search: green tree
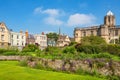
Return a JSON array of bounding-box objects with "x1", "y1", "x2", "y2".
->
[
  {"x1": 46, "y1": 33, "x2": 59, "y2": 41},
  {"x1": 81, "y1": 36, "x2": 106, "y2": 45},
  {"x1": 76, "y1": 36, "x2": 107, "y2": 54}
]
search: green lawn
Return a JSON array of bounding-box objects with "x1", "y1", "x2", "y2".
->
[{"x1": 0, "y1": 61, "x2": 105, "y2": 80}]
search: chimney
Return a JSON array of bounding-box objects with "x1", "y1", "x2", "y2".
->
[
  {"x1": 20, "y1": 30, "x2": 23, "y2": 33},
  {"x1": 25, "y1": 30, "x2": 29, "y2": 38},
  {"x1": 42, "y1": 32, "x2": 44, "y2": 35}
]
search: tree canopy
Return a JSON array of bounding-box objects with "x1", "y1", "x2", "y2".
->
[
  {"x1": 81, "y1": 36, "x2": 106, "y2": 45},
  {"x1": 46, "y1": 33, "x2": 59, "y2": 41}
]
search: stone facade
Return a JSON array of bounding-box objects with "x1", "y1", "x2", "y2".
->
[
  {"x1": 10, "y1": 31, "x2": 26, "y2": 50},
  {"x1": 20, "y1": 57, "x2": 120, "y2": 76},
  {"x1": 57, "y1": 35, "x2": 71, "y2": 47},
  {"x1": 34, "y1": 33, "x2": 47, "y2": 50},
  {"x1": 74, "y1": 11, "x2": 120, "y2": 44},
  {"x1": 0, "y1": 22, "x2": 10, "y2": 48},
  {"x1": 25, "y1": 30, "x2": 35, "y2": 45}
]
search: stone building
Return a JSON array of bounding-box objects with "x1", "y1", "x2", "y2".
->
[
  {"x1": 57, "y1": 35, "x2": 71, "y2": 47},
  {"x1": 10, "y1": 30, "x2": 26, "y2": 50},
  {"x1": 74, "y1": 11, "x2": 120, "y2": 44},
  {"x1": 34, "y1": 32, "x2": 47, "y2": 50},
  {"x1": 0, "y1": 22, "x2": 10, "y2": 48},
  {"x1": 25, "y1": 30, "x2": 35, "y2": 45}
]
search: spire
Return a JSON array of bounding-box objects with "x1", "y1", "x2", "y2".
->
[
  {"x1": 107, "y1": 10, "x2": 114, "y2": 16},
  {"x1": 59, "y1": 27, "x2": 61, "y2": 35}
]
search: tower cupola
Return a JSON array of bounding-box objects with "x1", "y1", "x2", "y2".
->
[
  {"x1": 107, "y1": 11, "x2": 114, "y2": 16},
  {"x1": 104, "y1": 10, "x2": 115, "y2": 27}
]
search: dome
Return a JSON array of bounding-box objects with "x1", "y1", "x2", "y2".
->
[{"x1": 107, "y1": 11, "x2": 114, "y2": 16}]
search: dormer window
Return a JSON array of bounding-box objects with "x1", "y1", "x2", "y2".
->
[
  {"x1": 1, "y1": 35, "x2": 4, "y2": 41},
  {"x1": 0, "y1": 27, "x2": 5, "y2": 32}
]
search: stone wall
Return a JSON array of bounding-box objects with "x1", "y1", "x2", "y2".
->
[
  {"x1": 0, "y1": 56, "x2": 120, "y2": 76},
  {"x1": 0, "y1": 56, "x2": 27, "y2": 61},
  {"x1": 26, "y1": 57, "x2": 120, "y2": 76}
]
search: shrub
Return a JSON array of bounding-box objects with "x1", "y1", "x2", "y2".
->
[
  {"x1": 107, "y1": 44, "x2": 120, "y2": 56},
  {"x1": 17, "y1": 52, "x2": 33, "y2": 56},
  {"x1": 45, "y1": 46, "x2": 61, "y2": 54},
  {"x1": 0, "y1": 49, "x2": 7, "y2": 55},
  {"x1": 69, "y1": 41, "x2": 77, "y2": 46},
  {"x1": 19, "y1": 60, "x2": 28, "y2": 66},
  {"x1": 92, "y1": 53, "x2": 112, "y2": 59},
  {"x1": 22, "y1": 44, "x2": 39, "y2": 52},
  {"x1": 63, "y1": 46, "x2": 76, "y2": 54},
  {"x1": 81, "y1": 36, "x2": 106, "y2": 45},
  {"x1": 3, "y1": 51, "x2": 17, "y2": 55},
  {"x1": 0, "y1": 48, "x2": 18, "y2": 56}
]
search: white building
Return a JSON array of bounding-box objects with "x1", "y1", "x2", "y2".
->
[
  {"x1": 10, "y1": 31, "x2": 26, "y2": 50},
  {"x1": 34, "y1": 33, "x2": 47, "y2": 50},
  {"x1": 57, "y1": 35, "x2": 71, "y2": 47}
]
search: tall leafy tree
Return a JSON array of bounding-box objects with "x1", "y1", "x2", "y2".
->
[
  {"x1": 81, "y1": 36, "x2": 106, "y2": 45},
  {"x1": 46, "y1": 33, "x2": 59, "y2": 41}
]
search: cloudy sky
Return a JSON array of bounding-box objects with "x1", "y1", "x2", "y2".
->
[{"x1": 0, "y1": 0, "x2": 120, "y2": 37}]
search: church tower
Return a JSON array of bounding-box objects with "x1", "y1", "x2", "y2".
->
[{"x1": 104, "y1": 11, "x2": 115, "y2": 27}]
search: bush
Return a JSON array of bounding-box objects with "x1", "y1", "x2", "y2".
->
[
  {"x1": 76, "y1": 44, "x2": 104, "y2": 54},
  {"x1": 0, "y1": 49, "x2": 7, "y2": 55},
  {"x1": 81, "y1": 36, "x2": 106, "y2": 45},
  {"x1": 3, "y1": 51, "x2": 17, "y2": 55},
  {"x1": 69, "y1": 42, "x2": 77, "y2": 46},
  {"x1": 0, "y1": 48, "x2": 18, "y2": 56},
  {"x1": 107, "y1": 44, "x2": 120, "y2": 56},
  {"x1": 19, "y1": 60, "x2": 28, "y2": 66},
  {"x1": 17, "y1": 52, "x2": 33, "y2": 56},
  {"x1": 63, "y1": 46, "x2": 76, "y2": 54},
  {"x1": 22, "y1": 44, "x2": 39, "y2": 52},
  {"x1": 92, "y1": 53, "x2": 112, "y2": 59},
  {"x1": 45, "y1": 46, "x2": 61, "y2": 54}
]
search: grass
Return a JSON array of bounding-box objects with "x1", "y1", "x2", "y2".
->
[
  {"x1": 36, "y1": 52, "x2": 120, "y2": 61},
  {"x1": 0, "y1": 61, "x2": 105, "y2": 80}
]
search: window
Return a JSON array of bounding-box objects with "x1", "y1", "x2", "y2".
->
[
  {"x1": 22, "y1": 42, "x2": 24, "y2": 45},
  {"x1": 22, "y1": 36, "x2": 24, "y2": 39},
  {"x1": 108, "y1": 16, "x2": 111, "y2": 23},
  {"x1": 75, "y1": 33, "x2": 78, "y2": 37},
  {"x1": 1, "y1": 43, "x2": 4, "y2": 46},
  {"x1": 115, "y1": 30, "x2": 118, "y2": 36},
  {"x1": 17, "y1": 35, "x2": 19, "y2": 39},
  {"x1": 0, "y1": 27, "x2": 5, "y2": 32},
  {"x1": 0, "y1": 27, "x2": 2, "y2": 31},
  {"x1": 91, "y1": 31, "x2": 93, "y2": 35},
  {"x1": 1, "y1": 43, "x2": 4, "y2": 47},
  {"x1": 83, "y1": 31, "x2": 86, "y2": 37},
  {"x1": 1, "y1": 35, "x2": 4, "y2": 41},
  {"x1": 11, "y1": 35, "x2": 13, "y2": 38}
]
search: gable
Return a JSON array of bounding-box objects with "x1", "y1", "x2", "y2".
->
[{"x1": 0, "y1": 22, "x2": 9, "y2": 32}]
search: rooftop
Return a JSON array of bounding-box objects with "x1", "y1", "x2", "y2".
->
[{"x1": 107, "y1": 11, "x2": 114, "y2": 16}]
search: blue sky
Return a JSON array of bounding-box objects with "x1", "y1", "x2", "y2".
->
[{"x1": 0, "y1": 0, "x2": 120, "y2": 37}]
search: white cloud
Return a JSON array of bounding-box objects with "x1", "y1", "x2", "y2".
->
[
  {"x1": 67, "y1": 13, "x2": 96, "y2": 26},
  {"x1": 43, "y1": 9, "x2": 59, "y2": 17},
  {"x1": 34, "y1": 7, "x2": 42, "y2": 14},
  {"x1": 44, "y1": 17, "x2": 63, "y2": 26},
  {"x1": 34, "y1": 7, "x2": 64, "y2": 26},
  {"x1": 34, "y1": 7, "x2": 97, "y2": 27},
  {"x1": 34, "y1": 7, "x2": 61, "y2": 17}
]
